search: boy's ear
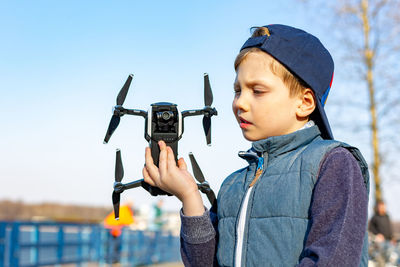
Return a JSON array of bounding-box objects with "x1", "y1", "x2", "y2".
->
[{"x1": 296, "y1": 88, "x2": 316, "y2": 119}]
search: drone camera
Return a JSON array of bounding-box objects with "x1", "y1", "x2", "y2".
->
[
  {"x1": 157, "y1": 111, "x2": 174, "y2": 121},
  {"x1": 148, "y1": 102, "x2": 181, "y2": 138}
]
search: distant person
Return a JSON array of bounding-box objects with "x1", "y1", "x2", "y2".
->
[
  {"x1": 142, "y1": 24, "x2": 369, "y2": 266},
  {"x1": 108, "y1": 227, "x2": 122, "y2": 263},
  {"x1": 153, "y1": 199, "x2": 164, "y2": 230},
  {"x1": 369, "y1": 201, "x2": 394, "y2": 242},
  {"x1": 368, "y1": 201, "x2": 397, "y2": 266}
]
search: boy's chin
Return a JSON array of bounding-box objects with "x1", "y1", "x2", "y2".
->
[{"x1": 241, "y1": 132, "x2": 268, "y2": 142}]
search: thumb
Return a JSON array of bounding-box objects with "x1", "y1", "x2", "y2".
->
[{"x1": 177, "y1": 157, "x2": 187, "y2": 170}]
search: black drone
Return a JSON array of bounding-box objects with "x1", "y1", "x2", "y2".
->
[{"x1": 103, "y1": 74, "x2": 218, "y2": 219}]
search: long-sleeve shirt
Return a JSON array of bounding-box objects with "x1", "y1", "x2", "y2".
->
[{"x1": 180, "y1": 147, "x2": 368, "y2": 266}]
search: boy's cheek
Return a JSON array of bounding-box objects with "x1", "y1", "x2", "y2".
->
[{"x1": 232, "y1": 101, "x2": 240, "y2": 118}]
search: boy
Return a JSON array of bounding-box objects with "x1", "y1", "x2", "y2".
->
[{"x1": 143, "y1": 24, "x2": 369, "y2": 266}]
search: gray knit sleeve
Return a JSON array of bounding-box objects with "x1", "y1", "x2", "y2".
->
[
  {"x1": 180, "y1": 208, "x2": 216, "y2": 244},
  {"x1": 180, "y1": 207, "x2": 218, "y2": 266}
]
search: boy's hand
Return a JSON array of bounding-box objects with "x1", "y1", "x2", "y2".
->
[{"x1": 142, "y1": 141, "x2": 205, "y2": 216}]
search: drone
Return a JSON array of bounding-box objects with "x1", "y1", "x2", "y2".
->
[{"x1": 103, "y1": 74, "x2": 218, "y2": 219}]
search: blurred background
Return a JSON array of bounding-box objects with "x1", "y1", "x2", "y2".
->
[{"x1": 1, "y1": 0, "x2": 399, "y2": 266}]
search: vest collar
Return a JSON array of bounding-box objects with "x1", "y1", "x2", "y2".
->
[{"x1": 251, "y1": 125, "x2": 321, "y2": 156}]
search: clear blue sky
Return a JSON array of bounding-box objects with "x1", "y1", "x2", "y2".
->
[{"x1": 1, "y1": 1, "x2": 398, "y2": 219}]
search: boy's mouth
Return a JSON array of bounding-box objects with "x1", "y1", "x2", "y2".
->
[{"x1": 239, "y1": 117, "x2": 252, "y2": 129}]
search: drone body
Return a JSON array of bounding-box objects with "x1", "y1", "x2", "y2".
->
[
  {"x1": 104, "y1": 74, "x2": 218, "y2": 219},
  {"x1": 145, "y1": 102, "x2": 181, "y2": 166}
]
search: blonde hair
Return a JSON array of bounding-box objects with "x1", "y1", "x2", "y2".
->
[{"x1": 234, "y1": 27, "x2": 308, "y2": 97}]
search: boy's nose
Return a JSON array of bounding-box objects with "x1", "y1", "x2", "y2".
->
[{"x1": 234, "y1": 93, "x2": 249, "y2": 112}]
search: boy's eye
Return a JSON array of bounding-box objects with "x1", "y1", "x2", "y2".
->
[
  {"x1": 253, "y1": 89, "x2": 266, "y2": 95},
  {"x1": 252, "y1": 85, "x2": 268, "y2": 95}
]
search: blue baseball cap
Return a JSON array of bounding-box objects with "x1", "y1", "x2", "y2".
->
[{"x1": 240, "y1": 24, "x2": 334, "y2": 140}]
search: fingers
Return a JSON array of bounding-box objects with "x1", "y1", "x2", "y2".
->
[
  {"x1": 167, "y1": 146, "x2": 177, "y2": 167},
  {"x1": 144, "y1": 141, "x2": 180, "y2": 189},
  {"x1": 142, "y1": 166, "x2": 156, "y2": 187},
  {"x1": 144, "y1": 146, "x2": 160, "y2": 183},
  {"x1": 144, "y1": 146, "x2": 155, "y2": 167},
  {"x1": 158, "y1": 141, "x2": 168, "y2": 176},
  {"x1": 177, "y1": 157, "x2": 187, "y2": 170}
]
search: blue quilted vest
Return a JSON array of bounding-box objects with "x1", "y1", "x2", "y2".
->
[{"x1": 217, "y1": 126, "x2": 369, "y2": 266}]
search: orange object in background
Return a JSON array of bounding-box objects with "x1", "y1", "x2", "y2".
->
[
  {"x1": 110, "y1": 227, "x2": 122, "y2": 237},
  {"x1": 104, "y1": 205, "x2": 134, "y2": 229}
]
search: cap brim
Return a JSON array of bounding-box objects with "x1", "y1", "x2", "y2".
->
[{"x1": 312, "y1": 99, "x2": 334, "y2": 140}]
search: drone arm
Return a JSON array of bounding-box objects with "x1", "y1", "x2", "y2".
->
[
  {"x1": 115, "y1": 178, "x2": 216, "y2": 205},
  {"x1": 181, "y1": 109, "x2": 205, "y2": 118},
  {"x1": 123, "y1": 179, "x2": 144, "y2": 190},
  {"x1": 125, "y1": 109, "x2": 147, "y2": 118},
  {"x1": 182, "y1": 107, "x2": 218, "y2": 118}
]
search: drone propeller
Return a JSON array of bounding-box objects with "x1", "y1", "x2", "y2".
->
[
  {"x1": 104, "y1": 115, "x2": 121, "y2": 144},
  {"x1": 117, "y1": 74, "x2": 133, "y2": 106},
  {"x1": 204, "y1": 73, "x2": 213, "y2": 107},
  {"x1": 112, "y1": 149, "x2": 124, "y2": 220},
  {"x1": 203, "y1": 73, "x2": 213, "y2": 146},
  {"x1": 189, "y1": 152, "x2": 216, "y2": 206},
  {"x1": 202, "y1": 116, "x2": 211, "y2": 146},
  {"x1": 104, "y1": 74, "x2": 134, "y2": 144}
]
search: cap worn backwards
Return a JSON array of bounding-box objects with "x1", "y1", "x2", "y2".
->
[{"x1": 240, "y1": 24, "x2": 334, "y2": 140}]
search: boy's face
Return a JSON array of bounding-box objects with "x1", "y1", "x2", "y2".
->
[{"x1": 232, "y1": 51, "x2": 302, "y2": 141}]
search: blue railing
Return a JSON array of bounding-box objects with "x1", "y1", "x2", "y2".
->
[{"x1": 0, "y1": 221, "x2": 181, "y2": 267}]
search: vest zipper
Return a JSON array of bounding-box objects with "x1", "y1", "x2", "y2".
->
[
  {"x1": 235, "y1": 154, "x2": 266, "y2": 267},
  {"x1": 249, "y1": 156, "x2": 264, "y2": 187}
]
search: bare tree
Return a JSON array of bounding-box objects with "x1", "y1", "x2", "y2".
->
[{"x1": 299, "y1": 0, "x2": 400, "y2": 204}]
